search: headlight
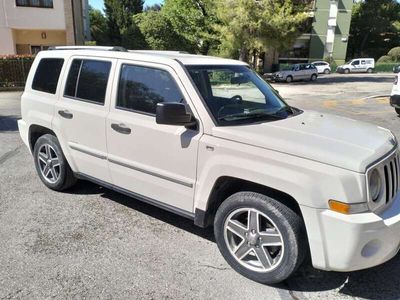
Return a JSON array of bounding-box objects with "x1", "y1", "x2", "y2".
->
[
  {"x1": 277, "y1": 73, "x2": 283, "y2": 78},
  {"x1": 369, "y1": 169, "x2": 382, "y2": 202}
]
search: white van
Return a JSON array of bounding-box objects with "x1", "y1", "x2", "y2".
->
[{"x1": 337, "y1": 58, "x2": 375, "y2": 74}]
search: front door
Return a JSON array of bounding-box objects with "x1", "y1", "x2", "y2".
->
[
  {"x1": 106, "y1": 60, "x2": 201, "y2": 212},
  {"x1": 53, "y1": 56, "x2": 115, "y2": 183}
]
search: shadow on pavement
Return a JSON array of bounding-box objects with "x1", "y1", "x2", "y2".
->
[
  {"x1": 279, "y1": 249, "x2": 400, "y2": 299},
  {"x1": 0, "y1": 115, "x2": 19, "y2": 132},
  {"x1": 69, "y1": 180, "x2": 400, "y2": 299},
  {"x1": 69, "y1": 180, "x2": 215, "y2": 242}
]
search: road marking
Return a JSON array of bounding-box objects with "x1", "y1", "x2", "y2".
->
[
  {"x1": 375, "y1": 97, "x2": 389, "y2": 104},
  {"x1": 351, "y1": 99, "x2": 366, "y2": 105},
  {"x1": 323, "y1": 100, "x2": 337, "y2": 108}
]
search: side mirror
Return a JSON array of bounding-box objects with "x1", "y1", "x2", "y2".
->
[{"x1": 156, "y1": 102, "x2": 195, "y2": 126}]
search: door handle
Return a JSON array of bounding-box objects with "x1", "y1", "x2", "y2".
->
[
  {"x1": 111, "y1": 123, "x2": 131, "y2": 134},
  {"x1": 58, "y1": 110, "x2": 73, "y2": 119}
]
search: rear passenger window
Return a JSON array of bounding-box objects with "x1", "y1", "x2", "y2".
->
[
  {"x1": 32, "y1": 58, "x2": 64, "y2": 94},
  {"x1": 64, "y1": 59, "x2": 111, "y2": 104},
  {"x1": 117, "y1": 64, "x2": 183, "y2": 115}
]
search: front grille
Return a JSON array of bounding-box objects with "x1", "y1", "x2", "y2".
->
[{"x1": 381, "y1": 152, "x2": 400, "y2": 204}]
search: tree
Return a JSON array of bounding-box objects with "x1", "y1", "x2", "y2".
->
[
  {"x1": 214, "y1": 0, "x2": 308, "y2": 63},
  {"x1": 162, "y1": 0, "x2": 219, "y2": 54},
  {"x1": 88, "y1": 6, "x2": 109, "y2": 45},
  {"x1": 104, "y1": 0, "x2": 145, "y2": 48},
  {"x1": 136, "y1": 11, "x2": 192, "y2": 51},
  {"x1": 347, "y1": 0, "x2": 400, "y2": 59}
]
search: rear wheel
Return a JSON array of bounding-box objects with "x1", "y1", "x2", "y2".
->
[
  {"x1": 344, "y1": 68, "x2": 350, "y2": 74},
  {"x1": 395, "y1": 108, "x2": 400, "y2": 115},
  {"x1": 367, "y1": 68, "x2": 373, "y2": 73},
  {"x1": 214, "y1": 192, "x2": 306, "y2": 284},
  {"x1": 310, "y1": 74, "x2": 317, "y2": 81},
  {"x1": 324, "y1": 68, "x2": 330, "y2": 74},
  {"x1": 33, "y1": 134, "x2": 76, "y2": 191},
  {"x1": 286, "y1": 76, "x2": 293, "y2": 83}
]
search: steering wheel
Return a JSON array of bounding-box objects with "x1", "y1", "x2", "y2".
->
[{"x1": 230, "y1": 95, "x2": 243, "y2": 103}]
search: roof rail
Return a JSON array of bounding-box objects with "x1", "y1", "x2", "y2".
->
[
  {"x1": 129, "y1": 50, "x2": 189, "y2": 55},
  {"x1": 48, "y1": 46, "x2": 127, "y2": 52}
]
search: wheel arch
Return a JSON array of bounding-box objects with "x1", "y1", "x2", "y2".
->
[
  {"x1": 194, "y1": 176, "x2": 302, "y2": 228},
  {"x1": 28, "y1": 124, "x2": 57, "y2": 152}
]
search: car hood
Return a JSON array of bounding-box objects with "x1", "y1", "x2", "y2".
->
[{"x1": 211, "y1": 111, "x2": 396, "y2": 173}]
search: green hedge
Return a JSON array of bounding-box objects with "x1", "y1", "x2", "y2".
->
[
  {"x1": 374, "y1": 63, "x2": 398, "y2": 73},
  {"x1": 0, "y1": 56, "x2": 34, "y2": 88}
]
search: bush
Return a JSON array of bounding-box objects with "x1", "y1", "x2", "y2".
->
[
  {"x1": 0, "y1": 55, "x2": 34, "y2": 88},
  {"x1": 377, "y1": 55, "x2": 392, "y2": 63},
  {"x1": 375, "y1": 63, "x2": 399, "y2": 72},
  {"x1": 388, "y1": 47, "x2": 400, "y2": 62}
]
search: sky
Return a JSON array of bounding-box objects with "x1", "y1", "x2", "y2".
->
[{"x1": 89, "y1": 0, "x2": 163, "y2": 11}]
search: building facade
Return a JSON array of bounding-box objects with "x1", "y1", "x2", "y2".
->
[
  {"x1": 264, "y1": 0, "x2": 354, "y2": 71},
  {"x1": 0, "y1": 0, "x2": 90, "y2": 55}
]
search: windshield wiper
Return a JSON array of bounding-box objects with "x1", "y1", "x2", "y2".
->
[{"x1": 218, "y1": 111, "x2": 285, "y2": 121}]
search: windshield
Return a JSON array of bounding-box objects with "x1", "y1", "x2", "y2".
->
[{"x1": 186, "y1": 65, "x2": 295, "y2": 125}]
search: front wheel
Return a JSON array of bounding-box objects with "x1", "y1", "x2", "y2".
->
[
  {"x1": 324, "y1": 68, "x2": 330, "y2": 74},
  {"x1": 344, "y1": 68, "x2": 350, "y2": 74},
  {"x1": 33, "y1": 134, "x2": 76, "y2": 191},
  {"x1": 214, "y1": 192, "x2": 307, "y2": 284},
  {"x1": 286, "y1": 76, "x2": 293, "y2": 83}
]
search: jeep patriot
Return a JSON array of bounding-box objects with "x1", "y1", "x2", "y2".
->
[{"x1": 18, "y1": 46, "x2": 400, "y2": 284}]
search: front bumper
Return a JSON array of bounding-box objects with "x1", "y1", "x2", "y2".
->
[
  {"x1": 303, "y1": 192, "x2": 400, "y2": 272},
  {"x1": 390, "y1": 95, "x2": 400, "y2": 108}
]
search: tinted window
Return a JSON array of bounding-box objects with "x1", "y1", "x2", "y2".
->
[
  {"x1": 64, "y1": 59, "x2": 111, "y2": 104},
  {"x1": 117, "y1": 65, "x2": 183, "y2": 114},
  {"x1": 32, "y1": 58, "x2": 64, "y2": 94},
  {"x1": 352, "y1": 60, "x2": 360, "y2": 65}
]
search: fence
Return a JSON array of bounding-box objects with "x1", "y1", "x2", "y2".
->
[{"x1": 0, "y1": 56, "x2": 34, "y2": 88}]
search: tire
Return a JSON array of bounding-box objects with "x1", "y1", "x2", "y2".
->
[
  {"x1": 324, "y1": 68, "x2": 330, "y2": 74},
  {"x1": 310, "y1": 74, "x2": 317, "y2": 81},
  {"x1": 367, "y1": 68, "x2": 373, "y2": 73},
  {"x1": 214, "y1": 192, "x2": 307, "y2": 284},
  {"x1": 33, "y1": 134, "x2": 76, "y2": 191},
  {"x1": 344, "y1": 68, "x2": 350, "y2": 74},
  {"x1": 395, "y1": 108, "x2": 400, "y2": 115},
  {"x1": 286, "y1": 76, "x2": 293, "y2": 83}
]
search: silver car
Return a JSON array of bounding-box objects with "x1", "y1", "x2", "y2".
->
[{"x1": 272, "y1": 63, "x2": 318, "y2": 83}]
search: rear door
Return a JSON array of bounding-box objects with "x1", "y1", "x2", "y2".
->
[
  {"x1": 106, "y1": 60, "x2": 201, "y2": 212},
  {"x1": 53, "y1": 56, "x2": 116, "y2": 183}
]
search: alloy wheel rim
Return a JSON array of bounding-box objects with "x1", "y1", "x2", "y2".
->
[
  {"x1": 38, "y1": 144, "x2": 61, "y2": 184},
  {"x1": 223, "y1": 207, "x2": 284, "y2": 273}
]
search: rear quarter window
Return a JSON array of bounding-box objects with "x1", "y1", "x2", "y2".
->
[{"x1": 32, "y1": 58, "x2": 64, "y2": 94}]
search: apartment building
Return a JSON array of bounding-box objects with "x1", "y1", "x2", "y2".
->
[
  {"x1": 0, "y1": 0, "x2": 90, "y2": 55},
  {"x1": 263, "y1": 0, "x2": 354, "y2": 71}
]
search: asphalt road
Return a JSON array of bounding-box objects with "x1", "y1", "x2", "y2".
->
[{"x1": 1, "y1": 73, "x2": 400, "y2": 300}]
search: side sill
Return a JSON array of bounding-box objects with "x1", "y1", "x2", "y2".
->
[{"x1": 75, "y1": 172, "x2": 196, "y2": 221}]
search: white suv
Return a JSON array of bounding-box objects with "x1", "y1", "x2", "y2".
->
[{"x1": 18, "y1": 47, "x2": 400, "y2": 284}]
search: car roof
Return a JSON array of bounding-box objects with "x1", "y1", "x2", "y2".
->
[{"x1": 38, "y1": 47, "x2": 248, "y2": 66}]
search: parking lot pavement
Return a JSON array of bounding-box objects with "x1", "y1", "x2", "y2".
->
[{"x1": 1, "y1": 74, "x2": 400, "y2": 299}]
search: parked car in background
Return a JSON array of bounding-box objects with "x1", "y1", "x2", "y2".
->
[
  {"x1": 312, "y1": 61, "x2": 331, "y2": 74},
  {"x1": 271, "y1": 63, "x2": 318, "y2": 83},
  {"x1": 390, "y1": 72, "x2": 400, "y2": 114},
  {"x1": 337, "y1": 58, "x2": 375, "y2": 74},
  {"x1": 393, "y1": 64, "x2": 400, "y2": 73}
]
